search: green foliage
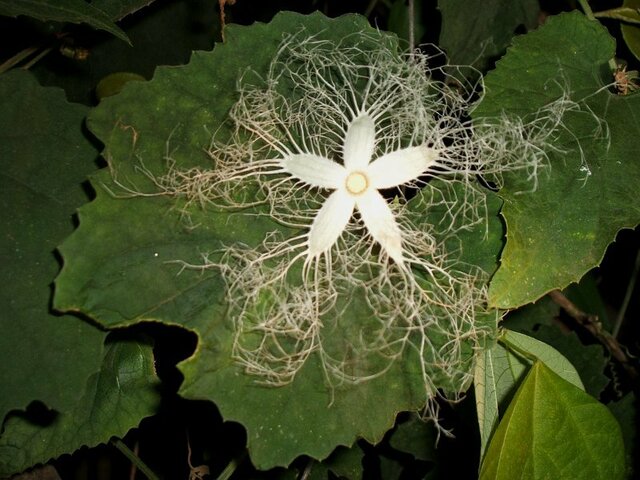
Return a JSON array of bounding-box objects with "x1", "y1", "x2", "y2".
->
[
  {"x1": 438, "y1": 0, "x2": 539, "y2": 75},
  {"x1": 0, "y1": 0, "x2": 129, "y2": 42},
  {"x1": 475, "y1": 12, "x2": 640, "y2": 308},
  {"x1": 474, "y1": 329, "x2": 586, "y2": 461},
  {"x1": 0, "y1": 70, "x2": 160, "y2": 477},
  {"x1": 53, "y1": 11, "x2": 503, "y2": 469},
  {"x1": 505, "y1": 292, "x2": 610, "y2": 397},
  {"x1": 0, "y1": 1, "x2": 636, "y2": 477},
  {"x1": 389, "y1": 415, "x2": 437, "y2": 461},
  {"x1": 479, "y1": 361, "x2": 625, "y2": 480},
  {"x1": 90, "y1": 0, "x2": 157, "y2": 21},
  {"x1": 0, "y1": 339, "x2": 159, "y2": 476},
  {"x1": 0, "y1": 69, "x2": 104, "y2": 423}
]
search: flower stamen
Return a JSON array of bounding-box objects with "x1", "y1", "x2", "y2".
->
[{"x1": 345, "y1": 171, "x2": 369, "y2": 195}]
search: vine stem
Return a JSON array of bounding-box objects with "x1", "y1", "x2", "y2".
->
[
  {"x1": 112, "y1": 439, "x2": 160, "y2": 480},
  {"x1": 577, "y1": 0, "x2": 618, "y2": 72},
  {"x1": 217, "y1": 452, "x2": 245, "y2": 480},
  {"x1": 408, "y1": 0, "x2": 415, "y2": 53},
  {"x1": 548, "y1": 290, "x2": 637, "y2": 379}
]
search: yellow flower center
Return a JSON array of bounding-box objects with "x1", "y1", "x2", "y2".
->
[{"x1": 345, "y1": 171, "x2": 368, "y2": 195}]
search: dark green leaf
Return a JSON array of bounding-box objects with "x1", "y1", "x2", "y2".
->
[
  {"x1": 305, "y1": 444, "x2": 364, "y2": 480},
  {"x1": 438, "y1": 0, "x2": 539, "y2": 75},
  {"x1": 0, "y1": 0, "x2": 129, "y2": 43},
  {"x1": 0, "y1": 70, "x2": 159, "y2": 476},
  {"x1": 480, "y1": 361, "x2": 625, "y2": 480},
  {"x1": 90, "y1": 0, "x2": 156, "y2": 21},
  {"x1": 475, "y1": 12, "x2": 640, "y2": 308},
  {"x1": 0, "y1": 338, "x2": 159, "y2": 476},
  {"x1": 0, "y1": 69, "x2": 104, "y2": 422},
  {"x1": 33, "y1": 0, "x2": 219, "y2": 104},
  {"x1": 389, "y1": 415, "x2": 437, "y2": 461}
]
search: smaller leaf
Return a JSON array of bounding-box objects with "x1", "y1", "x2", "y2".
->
[
  {"x1": 500, "y1": 329, "x2": 584, "y2": 390},
  {"x1": 389, "y1": 414, "x2": 437, "y2": 462},
  {"x1": 480, "y1": 361, "x2": 625, "y2": 480},
  {"x1": 595, "y1": 6, "x2": 640, "y2": 25},
  {"x1": 438, "y1": 0, "x2": 539, "y2": 76},
  {"x1": 96, "y1": 72, "x2": 146, "y2": 100},
  {"x1": 326, "y1": 445, "x2": 364, "y2": 479},
  {"x1": 503, "y1": 293, "x2": 609, "y2": 397},
  {"x1": 0, "y1": 0, "x2": 129, "y2": 43},
  {"x1": 621, "y1": 0, "x2": 640, "y2": 60},
  {"x1": 474, "y1": 341, "x2": 528, "y2": 461},
  {"x1": 0, "y1": 338, "x2": 160, "y2": 477}
]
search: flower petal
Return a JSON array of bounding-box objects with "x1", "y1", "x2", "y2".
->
[
  {"x1": 308, "y1": 189, "x2": 355, "y2": 257},
  {"x1": 282, "y1": 154, "x2": 345, "y2": 189},
  {"x1": 356, "y1": 190, "x2": 404, "y2": 266},
  {"x1": 343, "y1": 114, "x2": 376, "y2": 170},
  {"x1": 367, "y1": 145, "x2": 439, "y2": 189}
]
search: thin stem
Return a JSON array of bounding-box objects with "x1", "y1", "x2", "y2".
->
[
  {"x1": 0, "y1": 46, "x2": 39, "y2": 74},
  {"x1": 364, "y1": 0, "x2": 379, "y2": 17},
  {"x1": 217, "y1": 452, "x2": 246, "y2": 480},
  {"x1": 548, "y1": 290, "x2": 637, "y2": 379},
  {"x1": 112, "y1": 439, "x2": 160, "y2": 480},
  {"x1": 613, "y1": 246, "x2": 640, "y2": 338},
  {"x1": 577, "y1": 0, "x2": 596, "y2": 20},
  {"x1": 21, "y1": 47, "x2": 53, "y2": 70},
  {"x1": 408, "y1": 0, "x2": 415, "y2": 53}
]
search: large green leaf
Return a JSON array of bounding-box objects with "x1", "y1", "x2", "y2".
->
[
  {"x1": 0, "y1": 70, "x2": 105, "y2": 422},
  {"x1": 54, "y1": 11, "x2": 503, "y2": 469},
  {"x1": 475, "y1": 12, "x2": 640, "y2": 308},
  {"x1": 0, "y1": 70, "x2": 160, "y2": 476},
  {"x1": 438, "y1": 0, "x2": 539, "y2": 75},
  {"x1": 479, "y1": 361, "x2": 625, "y2": 480},
  {"x1": 474, "y1": 328, "x2": 585, "y2": 461},
  {"x1": 0, "y1": 0, "x2": 129, "y2": 43}
]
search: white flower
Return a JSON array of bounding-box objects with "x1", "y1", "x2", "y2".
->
[
  {"x1": 284, "y1": 113, "x2": 438, "y2": 268},
  {"x1": 152, "y1": 31, "x2": 571, "y2": 403}
]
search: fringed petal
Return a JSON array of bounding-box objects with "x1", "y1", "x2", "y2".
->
[
  {"x1": 343, "y1": 114, "x2": 376, "y2": 170},
  {"x1": 367, "y1": 145, "x2": 439, "y2": 189},
  {"x1": 356, "y1": 190, "x2": 404, "y2": 266},
  {"x1": 308, "y1": 189, "x2": 355, "y2": 257},
  {"x1": 282, "y1": 154, "x2": 345, "y2": 189}
]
